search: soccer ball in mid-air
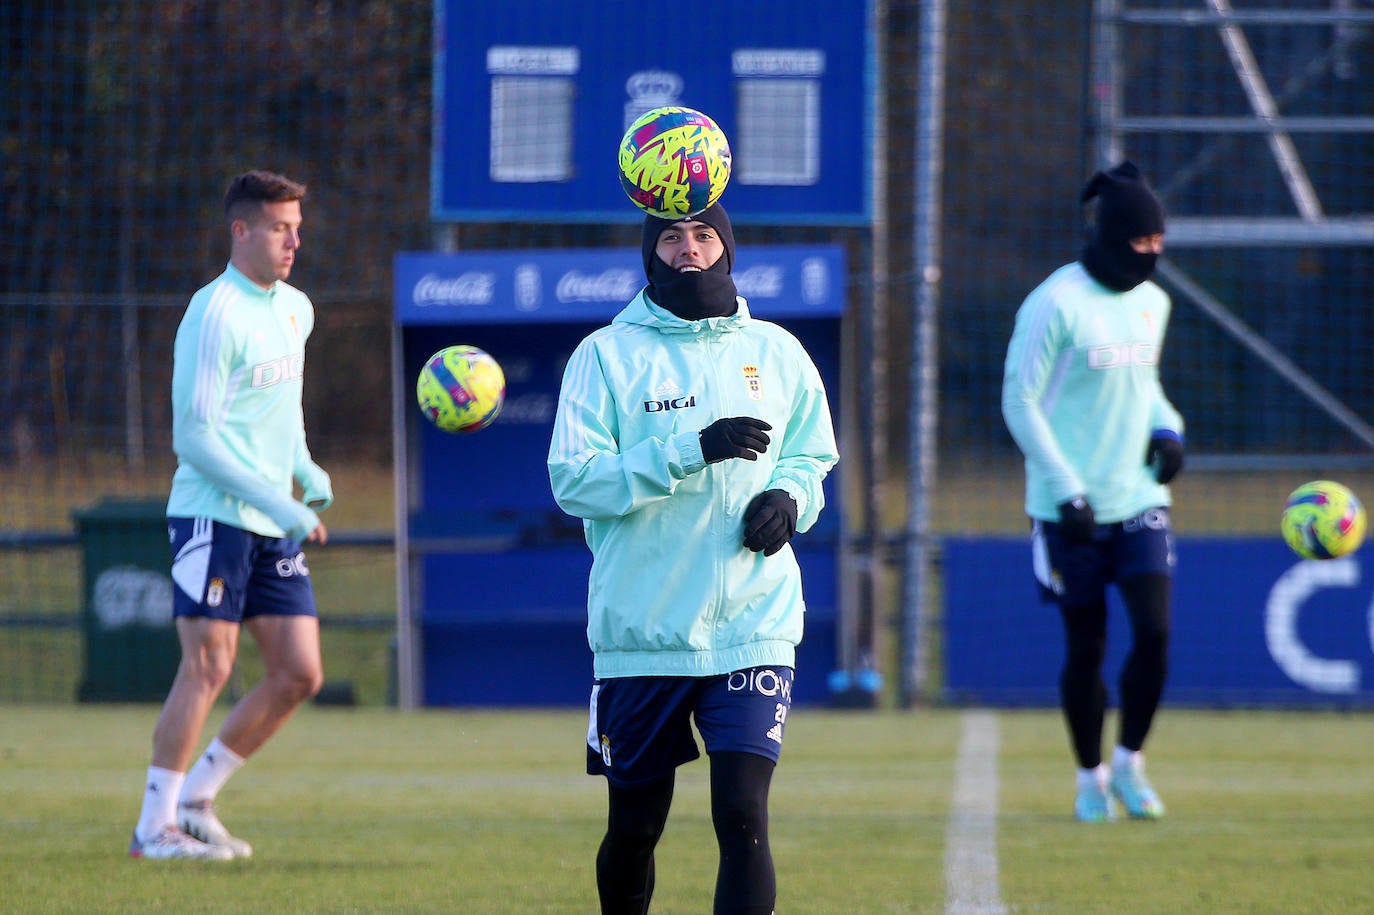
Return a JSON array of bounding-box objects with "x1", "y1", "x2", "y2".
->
[
  {"x1": 618, "y1": 106, "x2": 732, "y2": 219},
  {"x1": 416, "y1": 345, "x2": 505, "y2": 433},
  {"x1": 1281, "y1": 480, "x2": 1367, "y2": 560}
]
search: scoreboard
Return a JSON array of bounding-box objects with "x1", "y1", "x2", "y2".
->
[{"x1": 432, "y1": 0, "x2": 872, "y2": 224}]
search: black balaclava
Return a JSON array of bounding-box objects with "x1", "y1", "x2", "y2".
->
[
  {"x1": 1079, "y1": 160, "x2": 1166, "y2": 292},
  {"x1": 641, "y1": 202, "x2": 739, "y2": 321}
]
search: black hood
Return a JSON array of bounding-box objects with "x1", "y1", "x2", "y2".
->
[
  {"x1": 640, "y1": 203, "x2": 738, "y2": 320},
  {"x1": 1079, "y1": 160, "x2": 1166, "y2": 292}
]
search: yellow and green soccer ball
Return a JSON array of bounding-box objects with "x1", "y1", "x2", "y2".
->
[
  {"x1": 618, "y1": 106, "x2": 732, "y2": 219},
  {"x1": 415, "y1": 345, "x2": 505, "y2": 433},
  {"x1": 1280, "y1": 480, "x2": 1367, "y2": 560}
]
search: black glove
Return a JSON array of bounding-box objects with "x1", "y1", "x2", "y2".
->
[
  {"x1": 1057, "y1": 497, "x2": 1096, "y2": 544},
  {"x1": 743, "y1": 489, "x2": 799, "y2": 556},
  {"x1": 1146, "y1": 432, "x2": 1185, "y2": 484},
  {"x1": 700, "y1": 417, "x2": 772, "y2": 464}
]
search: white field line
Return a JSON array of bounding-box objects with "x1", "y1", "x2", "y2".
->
[{"x1": 944, "y1": 709, "x2": 1008, "y2": 915}]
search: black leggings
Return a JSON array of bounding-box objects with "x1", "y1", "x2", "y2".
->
[
  {"x1": 1058, "y1": 572, "x2": 1171, "y2": 769},
  {"x1": 597, "y1": 751, "x2": 776, "y2": 915}
]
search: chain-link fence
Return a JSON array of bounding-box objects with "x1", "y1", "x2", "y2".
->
[{"x1": 4, "y1": 0, "x2": 1372, "y2": 702}]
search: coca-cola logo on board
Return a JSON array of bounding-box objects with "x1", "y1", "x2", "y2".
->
[
  {"x1": 412, "y1": 272, "x2": 496, "y2": 306},
  {"x1": 734, "y1": 265, "x2": 784, "y2": 299},
  {"x1": 555, "y1": 269, "x2": 641, "y2": 302}
]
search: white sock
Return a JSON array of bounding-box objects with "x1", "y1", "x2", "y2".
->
[
  {"x1": 1112, "y1": 745, "x2": 1141, "y2": 773},
  {"x1": 179, "y1": 737, "x2": 246, "y2": 805},
  {"x1": 1077, "y1": 764, "x2": 1109, "y2": 790},
  {"x1": 136, "y1": 766, "x2": 184, "y2": 842}
]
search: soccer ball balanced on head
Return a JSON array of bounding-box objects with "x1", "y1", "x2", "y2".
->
[{"x1": 618, "y1": 106, "x2": 732, "y2": 219}]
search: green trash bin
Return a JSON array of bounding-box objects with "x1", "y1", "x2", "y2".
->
[{"x1": 73, "y1": 498, "x2": 180, "y2": 702}]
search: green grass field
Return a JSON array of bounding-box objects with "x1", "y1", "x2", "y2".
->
[{"x1": 3, "y1": 704, "x2": 1372, "y2": 914}]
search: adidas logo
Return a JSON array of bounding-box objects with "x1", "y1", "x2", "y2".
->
[
  {"x1": 766, "y1": 724, "x2": 783, "y2": 744},
  {"x1": 643, "y1": 378, "x2": 699, "y2": 414}
]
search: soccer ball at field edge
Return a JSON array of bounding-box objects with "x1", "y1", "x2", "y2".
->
[
  {"x1": 415, "y1": 345, "x2": 505, "y2": 433},
  {"x1": 1280, "y1": 480, "x2": 1367, "y2": 560},
  {"x1": 618, "y1": 106, "x2": 732, "y2": 219}
]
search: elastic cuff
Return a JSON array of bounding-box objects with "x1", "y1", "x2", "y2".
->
[
  {"x1": 772, "y1": 478, "x2": 807, "y2": 521},
  {"x1": 675, "y1": 430, "x2": 707, "y2": 475}
]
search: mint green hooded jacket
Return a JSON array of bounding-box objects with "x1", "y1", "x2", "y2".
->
[{"x1": 548, "y1": 291, "x2": 839, "y2": 679}]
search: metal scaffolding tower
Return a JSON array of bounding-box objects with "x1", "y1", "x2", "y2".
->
[
  {"x1": 1092, "y1": 0, "x2": 1374, "y2": 458},
  {"x1": 1094, "y1": 0, "x2": 1374, "y2": 245}
]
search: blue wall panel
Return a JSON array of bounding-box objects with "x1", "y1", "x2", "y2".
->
[{"x1": 944, "y1": 536, "x2": 1374, "y2": 707}]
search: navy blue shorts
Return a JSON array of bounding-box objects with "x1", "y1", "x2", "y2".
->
[
  {"x1": 1032, "y1": 506, "x2": 1176, "y2": 607},
  {"x1": 586, "y1": 667, "x2": 795, "y2": 787},
  {"x1": 168, "y1": 517, "x2": 317, "y2": 622}
]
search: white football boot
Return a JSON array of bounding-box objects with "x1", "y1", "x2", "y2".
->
[
  {"x1": 179, "y1": 801, "x2": 254, "y2": 858},
  {"x1": 129, "y1": 826, "x2": 234, "y2": 860}
]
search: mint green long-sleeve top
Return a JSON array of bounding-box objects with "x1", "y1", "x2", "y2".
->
[
  {"x1": 1002, "y1": 261, "x2": 1183, "y2": 524},
  {"x1": 166, "y1": 264, "x2": 331, "y2": 542}
]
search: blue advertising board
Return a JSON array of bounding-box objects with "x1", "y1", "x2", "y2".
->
[
  {"x1": 432, "y1": 0, "x2": 871, "y2": 224},
  {"x1": 944, "y1": 537, "x2": 1374, "y2": 707},
  {"x1": 395, "y1": 245, "x2": 846, "y2": 706},
  {"x1": 395, "y1": 245, "x2": 847, "y2": 325}
]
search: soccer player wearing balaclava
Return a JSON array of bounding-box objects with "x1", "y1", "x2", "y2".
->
[
  {"x1": 1002, "y1": 161, "x2": 1186, "y2": 823},
  {"x1": 548, "y1": 203, "x2": 838, "y2": 914}
]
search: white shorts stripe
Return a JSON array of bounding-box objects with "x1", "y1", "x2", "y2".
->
[{"x1": 171, "y1": 516, "x2": 214, "y2": 601}]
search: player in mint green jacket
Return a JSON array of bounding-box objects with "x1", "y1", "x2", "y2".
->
[{"x1": 549, "y1": 203, "x2": 837, "y2": 915}]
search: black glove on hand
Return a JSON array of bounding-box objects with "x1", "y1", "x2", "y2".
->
[
  {"x1": 1146, "y1": 432, "x2": 1185, "y2": 484},
  {"x1": 700, "y1": 417, "x2": 772, "y2": 464},
  {"x1": 1057, "y1": 497, "x2": 1096, "y2": 544},
  {"x1": 743, "y1": 489, "x2": 799, "y2": 556}
]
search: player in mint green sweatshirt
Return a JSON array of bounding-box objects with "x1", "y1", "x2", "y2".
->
[
  {"x1": 131, "y1": 171, "x2": 332, "y2": 861},
  {"x1": 1002, "y1": 162, "x2": 1184, "y2": 824},
  {"x1": 550, "y1": 203, "x2": 838, "y2": 914}
]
